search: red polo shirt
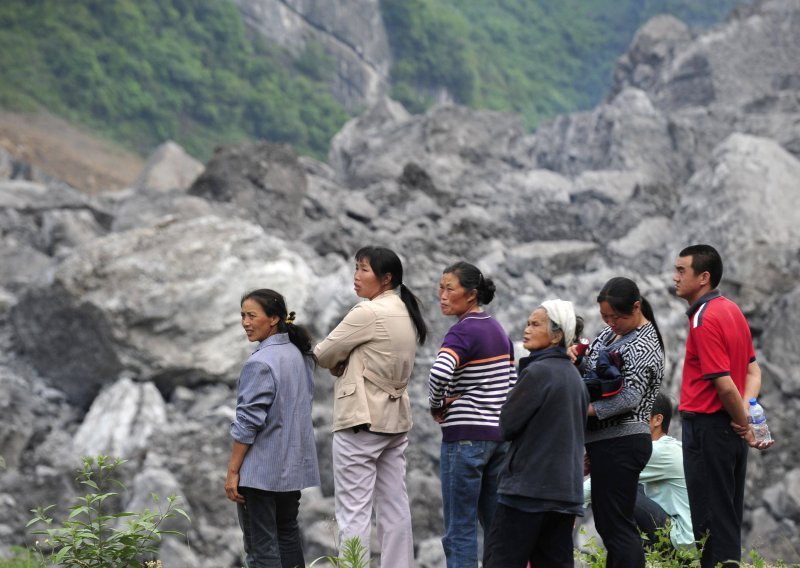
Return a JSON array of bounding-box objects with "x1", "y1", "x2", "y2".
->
[{"x1": 679, "y1": 290, "x2": 756, "y2": 414}]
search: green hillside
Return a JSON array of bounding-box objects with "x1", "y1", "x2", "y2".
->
[
  {"x1": 0, "y1": 0, "x2": 743, "y2": 161},
  {"x1": 0, "y1": 0, "x2": 348, "y2": 160},
  {"x1": 383, "y1": 0, "x2": 743, "y2": 128}
]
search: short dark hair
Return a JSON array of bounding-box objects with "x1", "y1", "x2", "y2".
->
[
  {"x1": 679, "y1": 244, "x2": 723, "y2": 289},
  {"x1": 651, "y1": 393, "x2": 673, "y2": 434}
]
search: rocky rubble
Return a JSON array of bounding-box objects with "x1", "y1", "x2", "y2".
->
[{"x1": 1, "y1": 0, "x2": 800, "y2": 564}]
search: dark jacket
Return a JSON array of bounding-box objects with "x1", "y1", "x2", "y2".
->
[{"x1": 498, "y1": 347, "x2": 590, "y2": 504}]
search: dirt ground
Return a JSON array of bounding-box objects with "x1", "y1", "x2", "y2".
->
[{"x1": 0, "y1": 110, "x2": 144, "y2": 193}]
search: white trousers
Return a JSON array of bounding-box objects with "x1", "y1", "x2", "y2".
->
[{"x1": 332, "y1": 429, "x2": 414, "y2": 568}]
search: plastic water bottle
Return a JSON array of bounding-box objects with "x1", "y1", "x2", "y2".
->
[{"x1": 748, "y1": 398, "x2": 772, "y2": 444}]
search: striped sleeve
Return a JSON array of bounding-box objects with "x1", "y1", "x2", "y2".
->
[
  {"x1": 429, "y1": 347, "x2": 459, "y2": 408},
  {"x1": 441, "y1": 354, "x2": 516, "y2": 427}
]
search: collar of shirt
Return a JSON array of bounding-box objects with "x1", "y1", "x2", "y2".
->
[
  {"x1": 685, "y1": 289, "x2": 721, "y2": 317},
  {"x1": 519, "y1": 345, "x2": 567, "y2": 371},
  {"x1": 254, "y1": 332, "x2": 290, "y2": 353}
]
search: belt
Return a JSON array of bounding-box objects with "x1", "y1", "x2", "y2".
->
[
  {"x1": 680, "y1": 410, "x2": 730, "y2": 419},
  {"x1": 351, "y1": 424, "x2": 401, "y2": 436}
]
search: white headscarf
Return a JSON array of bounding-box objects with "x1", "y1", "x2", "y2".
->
[{"x1": 540, "y1": 299, "x2": 576, "y2": 348}]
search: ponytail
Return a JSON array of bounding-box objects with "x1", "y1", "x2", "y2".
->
[
  {"x1": 640, "y1": 297, "x2": 664, "y2": 352},
  {"x1": 400, "y1": 284, "x2": 428, "y2": 345}
]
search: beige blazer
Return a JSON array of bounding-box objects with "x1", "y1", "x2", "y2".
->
[{"x1": 314, "y1": 289, "x2": 418, "y2": 433}]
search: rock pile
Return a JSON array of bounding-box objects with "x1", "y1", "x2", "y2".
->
[{"x1": 1, "y1": 1, "x2": 799, "y2": 564}]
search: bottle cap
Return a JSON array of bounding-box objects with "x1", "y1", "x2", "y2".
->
[{"x1": 749, "y1": 398, "x2": 757, "y2": 405}]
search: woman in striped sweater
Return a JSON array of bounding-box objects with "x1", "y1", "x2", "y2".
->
[
  {"x1": 583, "y1": 276, "x2": 665, "y2": 568},
  {"x1": 428, "y1": 261, "x2": 517, "y2": 568}
]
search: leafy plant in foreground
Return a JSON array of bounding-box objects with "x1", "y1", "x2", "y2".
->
[
  {"x1": 308, "y1": 536, "x2": 368, "y2": 568},
  {"x1": 27, "y1": 455, "x2": 189, "y2": 568},
  {"x1": 574, "y1": 525, "x2": 798, "y2": 567}
]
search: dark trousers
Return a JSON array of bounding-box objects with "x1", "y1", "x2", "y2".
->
[
  {"x1": 586, "y1": 433, "x2": 652, "y2": 568},
  {"x1": 482, "y1": 503, "x2": 575, "y2": 568},
  {"x1": 237, "y1": 487, "x2": 304, "y2": 568},
  {"x1": 634, "y1": 484, "x2": 670, "y2": 549},
  {"x1": 682, "y1": 412, "x2": 748, "y2": 568}
]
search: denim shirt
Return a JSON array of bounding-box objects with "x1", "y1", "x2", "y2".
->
[{"x1": 230, "y1": 333, "x2": 320, "y2": 492}]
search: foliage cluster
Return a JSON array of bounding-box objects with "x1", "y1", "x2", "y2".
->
[
  {"x1": 576, "y1": 526, "x2": 798, "y2": 568},
  {"x1": 309, "y1": 536, "x2": 369, "y2": 568},
  {"x1": 381, "y1": 0, "x2": 743, "y2": 129},
  {"x1": 0, "y1": 0, "x2": 349, "y2": 160},
  {"x1": 26, "y1": 455, "x2": 189, "y2": 568}
]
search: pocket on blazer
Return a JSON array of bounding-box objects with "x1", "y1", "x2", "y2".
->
[{"x1": 336, "y1": 382, "x2": 357, "y2": 398}]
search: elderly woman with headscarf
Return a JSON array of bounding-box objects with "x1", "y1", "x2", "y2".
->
[{"x1": 482, "y1": 300, "x2": 590, "y2": 568}]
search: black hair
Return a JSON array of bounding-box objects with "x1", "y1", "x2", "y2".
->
[
  {"x1": 241, "y1": 289, "x2": 317, "y2": 363},
  {"x1": 355, "y1": 246, "x2": 427, "y2": 345},
  {"x1": 443, "y1": 261, "x2": 496, "y2": 305},
  {"x1": 679, "y1": 244, "x2": 723, "y2": 289},
  {"x1": 597, "y1": 276, "x2": 664, "y2": 351},
  {"x1": 651, "y1": 392, "x2": 673, "y2": 434}
]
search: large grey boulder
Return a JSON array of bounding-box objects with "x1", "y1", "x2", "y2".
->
[
  {"x1": 73, "y1": 378, "x2": 168, "y2": 459},
  {"x1": 612, "y1": 15, "x2": 693, "y2": 98},
  {"x1": 650, "y1": 0, "x2": 800, "y2": 112},
  {"x1": 132, "y1": 141, "x2": 204, "y2": 193},
  {"x1": 108, "y1": 189, "x2": 217, "y2": 233},
  {"x1": 0, "y1": 181, "x2": 110, "y2": 277},
  {"x1": 611, "y1": 1, "x2": 800, "y2": 171},
  {"x1": 330, "y1": 100, "x2": 528, "y2": 188},
  {"x1": 188, "y1": 141, "x2": 308, "y2": 236},
  {"x1": 531, "y1": 88, "x2": 685, "y2": 182},
  {"x1": 760, "y1": 284, "x2": 800, "y2": 396},
  {"x1": 669, "y1": 133, "x2": 800, "y2": 311},
  {"x1": 10, "y1": 215, "x2": 317, "y2": 406},
  {"x1": 10, "y1": 282, "x2": 124, "y2": 408}
]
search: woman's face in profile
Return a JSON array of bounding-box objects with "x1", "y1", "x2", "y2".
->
[
  {"x1": 523, "y1": 308, "x2": 555, "y2": 351},
  {"x1": 241, "y1": 299, "x2": 278, "y2": 343},
  {"x1": 354, "y1": 258, "x2": 385, "y2": 300},
  {"x1": 438, "y1": 272, "x2": 477, "y2": 317}
]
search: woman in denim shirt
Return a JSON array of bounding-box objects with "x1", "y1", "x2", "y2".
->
[{"x1": 226, "y1": 289, "x2": 320, "y2": 568}]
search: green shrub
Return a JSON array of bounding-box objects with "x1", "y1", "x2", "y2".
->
[{"x1": 27, "y1": 455, "x2": 189, "y2": 568}]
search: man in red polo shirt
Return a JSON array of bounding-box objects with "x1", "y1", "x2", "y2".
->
[{"x1": 674, "y1": 244, "x2": 773, "y2": 568}]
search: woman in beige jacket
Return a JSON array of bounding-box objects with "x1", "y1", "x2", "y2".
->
[{"x1": 315, "y1": 246, "x2": 427, "y2": 568}]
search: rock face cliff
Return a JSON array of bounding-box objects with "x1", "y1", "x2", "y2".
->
[
  {"x1": 2, "y1": 0, "x2": 800, "y2": 565},
  {"x1": 231, "y1": 0, "x2": 391, "y2": 111}
]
